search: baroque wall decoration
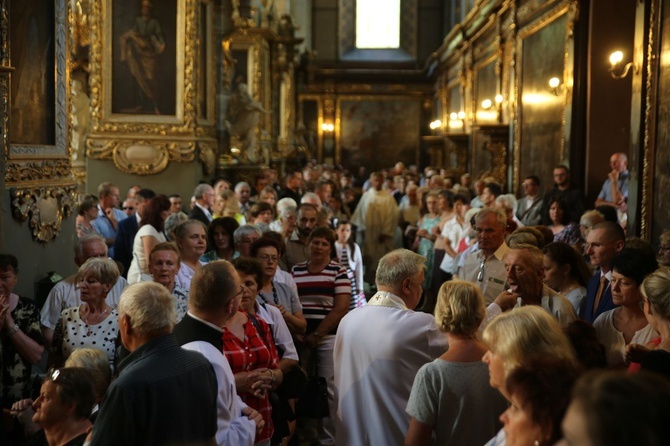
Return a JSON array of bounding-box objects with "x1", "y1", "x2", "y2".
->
[
  {"x1": 86, "y1": 0, "x2": 216, "y2": 175},
  {"x1": 10, "y1": 185, "x2": 77, "y2": 243}
]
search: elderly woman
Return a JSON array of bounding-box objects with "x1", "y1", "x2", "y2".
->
[
  {"x1": 173, "y1": 220, "x2": 207, "y2": 291},
  {"x1": 0, "y1": 254, "x2": 44, "y2": 408},
  {"x1": 31, "y1": 367, "x2": 96, "y2": 446},
  {"x1": 201, "y1": 217, "x2": 239, "y2": 262},
  {"x1": 292, "y1": 226, "x2": 350, "y2": 445},
  {"x1": 500, "y1": 359, "x2": 578, "y2": 446},
  {"x1": 593, "y1": 248, "x2": 659, "y2": 368},
  {"x1": 406, "y1": 280, "x2": 507, "y2": 446},
  {"x1": 562, "y1": 371, "x2": 670, "y2": 446},
  {"x1": 127, "y1": 195, "x2": 171, "y2": 283},
  {"x1": 148, "y1": 242, "x2": 189, "y2": 323},
  {"x1": 234, "y1": 224, "x2": 263, "y2": 257},
  {"x1": 75, "y1": 195, "x2": 99, "y2": 239},
  {"x1": 223, "y1": 259, "x2": 284, "y2": 446},
  {"x1": 542, "y1": 242, "x2": 591, "y2": 311},
  {"x1": 482, "y1": 306, "x2": 576, "y2": 445},
  {"x1": 51, "y1": 258, "x2": 120, "y2": 368},
  {"x1": 271, "y1": 204, "x2": 297, "y2": 238},
  {"x1": 251, "y1": 237, "x2": 306, "y2": 335}
]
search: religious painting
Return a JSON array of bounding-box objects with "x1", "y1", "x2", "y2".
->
[
  {"x1": 111, "y1": 0, "x2": 178, "y2": 116},
  {"x1": 517, "y1": 10, "x2": 568, "y2": 192},
  {"x1": 9, "y1": 0, "x2": 56, "y2": 148},
  {"x1": 337, "y1": 96, "x2": 421, "y2": 174}
]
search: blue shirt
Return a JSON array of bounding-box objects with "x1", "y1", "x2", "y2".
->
[
  {"x1": 598, "y1": 170, "x2": 629, "y2": 203},
  {"x1": 91, "y1": 205, "x2": 127, "y2": 257}
]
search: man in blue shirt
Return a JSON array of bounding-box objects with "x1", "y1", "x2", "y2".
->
[
  {"x1": 91, "y1": 182, "x2": 127, "y2": 257},
  {"x1": 595, "y1": 152, "x2": 629, "y2": 216}
]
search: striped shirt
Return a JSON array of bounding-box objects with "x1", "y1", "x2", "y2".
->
[{"x1": 292, "y1": 260, "x2": 351, "y2": 334}]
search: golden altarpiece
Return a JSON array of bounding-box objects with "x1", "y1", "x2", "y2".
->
[{"x1": 0, "y1": 0, "x2": 304, "y2": 287}]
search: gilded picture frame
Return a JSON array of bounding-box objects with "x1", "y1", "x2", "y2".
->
[
  {"x1": 9, "y1": 0, "x2": 68, "y2": 160},
  {"x1": 514, "y1": 4, "x2": 570, "y2": 191},
  {"x1": 87, "y1": 0, "x2": 215, "y2": 176}
]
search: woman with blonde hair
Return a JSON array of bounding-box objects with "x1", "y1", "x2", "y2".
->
[
  {"x1": 482, "y1": 306, "x2": 576, "y2": 445},
  {"x1": 51, "y1": 258, "x2": 120, "y2": 368},
  {"x1": 406, "y1": 280, "x2": 507, "y2": 446}
]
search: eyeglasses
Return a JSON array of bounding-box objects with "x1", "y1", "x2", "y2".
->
[
  {"x1": 123, "y1": 206, "x2": 135, "y2": 211},
  {"x1": 258, "y1": 255, "x2": 279, "y2": 263},
  {"x1": 477, "y1": 260, "x2": 485, "y2": 282}
]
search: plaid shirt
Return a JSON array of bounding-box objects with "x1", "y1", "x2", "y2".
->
[{"x1": 222, "y1": 312, "x2": 279, "y2": 442}]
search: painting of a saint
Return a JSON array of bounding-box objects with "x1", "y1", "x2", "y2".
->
[
  {"x1": 112, "y1": 0, "x2": 177, "y2": 115},
  {"x1": 9, "y1": 0, "x2": 56, "y2": 146}
]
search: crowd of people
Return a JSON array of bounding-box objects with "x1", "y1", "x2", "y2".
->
[{"x1": 2, "y1": 154, "x2": 670, "y2": 445}]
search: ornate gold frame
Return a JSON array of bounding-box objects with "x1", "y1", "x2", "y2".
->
[
  {"x1": 513, "y1": 1, "x2": 573, "y2": 190},
  {"x1": 8, "y1": 0, "x2": 69, "y2": 160},
  {"x1": 86, "y1": 0, "x2": 215, "y2": 175},
  {"x1": 5, "y1": 0, "x2": 78, "y2": 242}
]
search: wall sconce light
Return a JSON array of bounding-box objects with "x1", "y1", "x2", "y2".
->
[
  {"x1": 609, "y1": 51, "x2": 638, "y2": 79},
  {"x1": 448, "y1": 111, "x2": 466, "y2": 130},
  {"x1": 321, "y1": 122, "x2": 335, "y2": 132},
  {"x1": 429, "y1": 119, "x2": 442, "y2": 130},
  {"x1": 481, "y1": 99, "x2": 493, "y2": 110},
  {"x1": 548, "y1": 77, "x2": 563, "y2": 96},
  {"x1": 495, "y1": 94, "x2": 503, "y2": 105}
]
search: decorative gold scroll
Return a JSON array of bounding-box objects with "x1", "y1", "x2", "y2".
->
[{"x1": 10, "y1": 185, "x2": 78, "y2": 243}]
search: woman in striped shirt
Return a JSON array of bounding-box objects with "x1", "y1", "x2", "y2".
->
[{"x1": 292, "y1": 226, "x2": 350, "y2": 444}]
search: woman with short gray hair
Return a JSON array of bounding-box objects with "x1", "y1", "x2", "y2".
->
[{"x1": 51, "y1": 258, "x2": 120, "y2": 368}]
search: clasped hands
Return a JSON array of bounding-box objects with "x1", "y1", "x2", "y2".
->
[{"x1": 236, "y1": 368, "x2": 274, "y2": 399}]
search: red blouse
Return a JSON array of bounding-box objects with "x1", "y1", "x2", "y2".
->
[{"x1": 222, "y1": 311, "x2": 279, "y2": 443}]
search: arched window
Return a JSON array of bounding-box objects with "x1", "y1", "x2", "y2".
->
[{"x1": 355, "y1": 0, "x2": 401, "y2": 49}]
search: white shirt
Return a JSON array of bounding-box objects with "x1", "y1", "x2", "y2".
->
[
  {"x1": 334, "y1": 242, "x2": 364, "y2": 294},
  {"x1": 40, "y1": 273, "x2": 128, "y2": 329},
  {"x1": 181, "y1": 312, "x2": 256, "y2": 446},
  {"x1": 127, "y1": 225, "x2": 166, "y2": 284},
  {"x1": 593, "y1": 309, "x2": 658, "y2": 367},
  {"x1": 439, "y1": 216, "x2": 465, "y2": 274},
  {"x1": 255, "y1": 302, "x2": 299, "y2": 361},
  {"x1": 333, "y1": 291, "x2": 448, "y2": 446}
]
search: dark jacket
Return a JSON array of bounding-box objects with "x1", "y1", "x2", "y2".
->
[{"x1": 113, "y1": 215, "x2": 139, "y2": 278}]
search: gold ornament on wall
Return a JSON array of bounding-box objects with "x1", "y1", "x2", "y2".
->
[{"x1": 10, "y1": 186, "x2": 78, "y2": 243}]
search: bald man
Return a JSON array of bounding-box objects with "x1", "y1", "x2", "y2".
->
[{"x1": 595, "y1": 152, "x2": 629, "y2": 213}]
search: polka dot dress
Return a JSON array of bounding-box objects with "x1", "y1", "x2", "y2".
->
[{"x1": 53, "y1": 306, "x2": 119, "y2": 367}]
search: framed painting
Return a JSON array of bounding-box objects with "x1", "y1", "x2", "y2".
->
[
  {"x1": 197, "y1": 0, "x2": 214, "y2": 124},
  {"x1": 109, "y1": 0, "x2": 180, "y2": 118},
  {"x1": 9, "y1": 0, "x2": 67, "y2": 159},
  {"x1": 336, "y1": 95, "x2": 421, "y2": 174},
  {"x1": 515, "y1": 6, "x2": 569, "y2": 191}
]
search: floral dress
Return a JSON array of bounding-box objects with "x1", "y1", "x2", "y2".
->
[
  {"x1": 1, "y1": 297, "x2": 43, "y2": 408},
  {"x1": 417, "y1": 215, "x2": 441, "y2": 288}
]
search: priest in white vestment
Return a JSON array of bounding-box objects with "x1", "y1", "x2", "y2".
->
[
  {"x1": 350, "y1": 172, "x2": 399, "y2": 284},
  {"x1": 333, "y1": 249, "x2": 448, "y2": 446}
]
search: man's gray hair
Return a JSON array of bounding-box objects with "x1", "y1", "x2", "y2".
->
[
  {"x1": 508, "y1": 243, "x2": 545, "y2": 271},
  {"x1": 279, "y1": 205, "x2": 297, "y2": 219},
  {"x1": 164, "y1": 212, "x2": 189, "y2": 241},
  {"x1": 233, "y1": 224, "x2": 262, "y2": 244},
  {"x1": 235, "y1": 181, "x2": 250, "y2": 192},
  {"x1": 118, "y1": 282, "x2": 176, "y2": 336},
  {"x1": 376, "y1": 249, "x2": 426, "y2": 288},
  {"x1": 276, "y1": 197, "x2": 297, "y2": 215},
  {"x1": 300, "y1": 192, "x2": 322, "y2": 207},
  {"x1": 475, "y1": 207, "x2": 507, "y2": 228},
  {"x1": 193, "y1": 183, "x2": 212, "y2": 199},
  {"x1": 75, "y1": 233, "x2": 107, "y2": 259}
]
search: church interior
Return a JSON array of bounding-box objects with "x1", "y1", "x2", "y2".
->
[{"x1": 0, "y1": 0, "x2": 664, "y2": 296}]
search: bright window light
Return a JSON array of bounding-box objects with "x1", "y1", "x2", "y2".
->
[{"x1": 355, "y1": 0, "x2": 401, "y2": 49}]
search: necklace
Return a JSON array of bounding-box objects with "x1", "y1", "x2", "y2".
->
[
  {"x1": 259, "y1": 283, "x2": 279, "y2": 305},
  {"x1": 81, "y1": 306, "x2": 111, "y2": 337}
]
